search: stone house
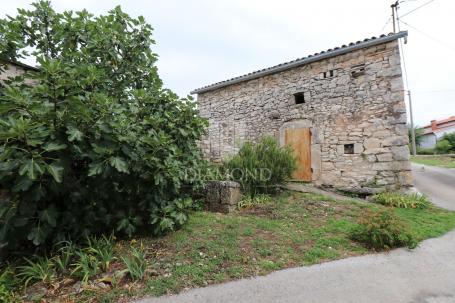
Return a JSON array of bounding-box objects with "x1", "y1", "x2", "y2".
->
[
  {"x1": 192, "y1": 31, "x2": 412, "y2": 194},
  {"x1": 0, "y1": 58, "x2": 38, "y2": 83}
]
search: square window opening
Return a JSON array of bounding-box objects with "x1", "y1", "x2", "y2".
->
[
  {"x1": 344, "y1": 144, "x2": 354, "y2": 154},
  {"x1": 294, "y1": 92, "x2": 306, "y2": 104}
]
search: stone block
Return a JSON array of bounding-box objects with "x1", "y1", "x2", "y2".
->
[
  {"x1": 377, "y1": 153, "x2": 393, "y2": 162},
  {"x1": 206, "y1": 181, "x2": 241, "y2": 213},
  {"x1": 363, "y1": 138, "x2": 381, "y2": 149},
  {"x1": 354, "y1": 143, "x2": 364, "y2": 154},
  {"x1": 391, "y1": 145, "x2": 410, "y2": 161},
  {"x1": 397, "y1": 171, "x2": 413, "y2": 187},
  {"x1": 382, "y1": 136, "x2": 408, "y2": 147}
]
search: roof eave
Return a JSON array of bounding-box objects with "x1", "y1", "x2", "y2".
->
[
  {"x1": 0, "y1": 58, "x2": 40, "y2": 72},
  {"x1": 191, "y1": 31, "x2": 408, "y2": 95}
]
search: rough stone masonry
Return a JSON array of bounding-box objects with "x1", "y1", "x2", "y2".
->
[{"x1": 192, "y1": 32, "x2": 412, "y2": 194}]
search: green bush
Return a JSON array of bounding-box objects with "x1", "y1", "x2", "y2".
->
[
  {"x1": 224, "y1": 136, "x2": 296, "y2": 197},
  {"x1": 351, "y1": 209, "x2": 417, "y2": 250},
  {"x1": 0, "y1": 2, "x2": 206, "y2": 256},
  {"x1": 416, "y1": 147, "x2": 435, "y2": 155},
  {"x1": 442, "y1": 133, "x2": 455, "y2": 152},
  {"x1": 371, "y1": 192, "x2": 431, "y2": 209},
  {"x1": 435, "y1": 140, "x2": 452, "y2": 154}
]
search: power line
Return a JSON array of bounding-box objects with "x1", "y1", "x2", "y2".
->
[
  {"x1": 400, "y1": 0, "x2": 436, "y2": 18},
  {"x1": 399, "y1": 19, "x2": 455, "y2": 53},
  {"x1": 413, "y1": 89, "x2": 455, "y2": 94},
  {"x1": 380, "y1": 16, "x2": 392, "y2": 33}
]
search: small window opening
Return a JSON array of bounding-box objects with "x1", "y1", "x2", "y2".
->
[
  {"x1": 344, "y1": 144, "x2": 354, "y2": 154},
  {"x1": 350, "y1": 64, "x2": 365, "y2": 78},
  {"x1": 322, "y1": 70, "x2": 335, "y2": 79},
  {"x1": 294, "y1": 92, "x2": 305, "y2": 104}
]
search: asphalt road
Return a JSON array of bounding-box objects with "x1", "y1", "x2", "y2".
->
[
  {"x1": 412, "y1": 163, "x2": 455, "y2": 210},
  {"x1": 135, "y1": 163, "x2": 455, "y2": 303}
]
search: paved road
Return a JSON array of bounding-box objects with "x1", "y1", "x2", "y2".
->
[
  {"x1": 412, "y1": 163, "x2": 455, "y2": 210},
  {"x1": 136, "y1": 164, "x2": 455, "y2": 303}
]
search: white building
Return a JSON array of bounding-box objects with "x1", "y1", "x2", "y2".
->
[{"x1": 420, "y1": 116, "x2": 455, "y2": 149}]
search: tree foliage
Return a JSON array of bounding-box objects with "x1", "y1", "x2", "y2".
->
[
  {"x1": 0, "y1": 1, "x2": 206, "y2": 256},
  {"x1": 408, "y1": 126, "x2": 424, "y2": 147}
]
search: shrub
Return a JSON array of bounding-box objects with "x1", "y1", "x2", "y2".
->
[
  {"x1": 351, "y1": 209, "x2": 417, "y2": 250},
  {"x1": 416, "y1": 147, "x2": 435, "y2": 155},
  {"x1": 435, "y1": 140, "x2": 452, "y2": 154},
  {"x1": 224, "y1": 136, "x2": 296, "y2": 197},
  {"x1": 0, "y1": 1, "x2": 206, "y2": 256},
  {"x1": 371, "y1": 192, "x2": 431, "y2": 209}
]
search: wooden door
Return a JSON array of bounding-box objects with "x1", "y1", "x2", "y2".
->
[{"x1": 285, "y1": 128, "x2": 312, "y2": 181}]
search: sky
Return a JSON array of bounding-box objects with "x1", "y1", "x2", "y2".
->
[{"x1": 1, "y1": 0, "x2": 454, "y2": 126}]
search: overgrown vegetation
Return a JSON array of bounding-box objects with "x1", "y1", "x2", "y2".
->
[
  {"x1": 224, "y1": 136, "x2": 296, "y2": 197},
  {"x1": 371, "y1": 192, "x2": 431, "y2": 209},
  {"x1": 0, "y1": 1, "x2": 206, "y2": 256},
  {"x1": 351, "y1": 208, "x2": 417, "y2": 250},
  {"x1": 3, "y1": 191, "x2": 455, "y2": 302}
]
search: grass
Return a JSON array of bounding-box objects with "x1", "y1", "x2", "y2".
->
[
  {"x1": 12, "y1": 191, "x2": 455, "y2": 302},
  {"x1": 411, "y1": 155, "x2": 455, "y2": 168}
]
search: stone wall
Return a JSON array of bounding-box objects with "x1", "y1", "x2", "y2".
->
[
  {"x1": 0, "y1": 61, "x2": 37, "y2": 88},
  {"x1": 0, "y1": 61, "x2": 26, "y2": 81},
  {"x1": 196, "y1": 39, "x2": 412, "y2": 193}
]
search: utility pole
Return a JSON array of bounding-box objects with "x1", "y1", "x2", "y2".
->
[
  {"x1": 408, "y1": 90, "x2": 417, "y2": 156},
  {"x1": 391, "y1": 1, "x2": 399, "y2": 33}
]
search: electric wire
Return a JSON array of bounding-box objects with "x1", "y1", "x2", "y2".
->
[{"x1": 400, "y1": 0, "x2": 436, "y2": 18}]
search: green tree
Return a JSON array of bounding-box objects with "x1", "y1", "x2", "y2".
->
[
  {"x1": 0, "y1": 1, "x2": 206, "y2": 255},
  {"x1": 408, "y1": 126, "x2": 424, "y2": 147}
]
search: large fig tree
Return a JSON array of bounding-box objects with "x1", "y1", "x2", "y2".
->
[{"x1": 0, "y1": 1, "x2": 206, "y2": 255}]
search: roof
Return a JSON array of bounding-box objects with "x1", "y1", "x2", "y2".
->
[
  {"x1": 0, "y1": 58, "x2": 39, "y2": 72},
  {"x1": 423, "y1": 116, "x2": 455, "y2": 129},
  {"x1": 422, "y1": 116, "x2": 455, "y2": 134},
  {"x1": 191, "y1": 31, "x2": 408, "y2": 95}
]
